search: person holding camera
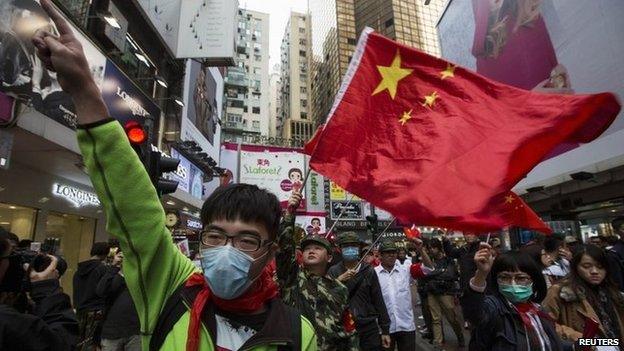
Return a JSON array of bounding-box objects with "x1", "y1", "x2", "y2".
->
[{"x1": 0, "y1": 227, "x2": 79, "y2": 350}]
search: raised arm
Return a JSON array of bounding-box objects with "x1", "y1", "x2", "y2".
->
[
  {"x1": 276, "y1": 192, "x2": 302, "y2": 290},
  {"x1": 33, "y1": 0, "x2": 196, "y2": 335}
]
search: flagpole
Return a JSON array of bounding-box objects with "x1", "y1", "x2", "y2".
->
[
  {"x1": 324, "y1": 194, "x2": 356, "y2": 237},
  {"x1": 355, "y1": 217, "x2": 396, "y2": 269}
]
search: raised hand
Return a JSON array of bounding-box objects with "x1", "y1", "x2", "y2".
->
[
  {"x1": 474, "y1": 243, "x2": 494, "y2": 274},
  {"x1": 287, "y1": 190, "x2": 303, "y2": 214},
  {"x1": 29, "y1": 255, "x2": 59, "y2": 282}
]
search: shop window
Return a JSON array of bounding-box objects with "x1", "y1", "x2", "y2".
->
[
  {"x1": 0, "y1": 202, "x2": 37, "y2": 240},
  {"x1": 37, "y1": 211, "x2": 96, "y2": 299}
]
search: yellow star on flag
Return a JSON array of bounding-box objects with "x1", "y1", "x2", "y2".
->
[
  {"x1": 505, "y1": 195, "x2": 515, "y2": 204},
  {"x1": 422, "y1": 91, "x2": 439, "y2": 108},
  {"x1": 440, "y1": 64, "x2": 456, "y2": 80},
  {"x1": 372, "y1": 51, "x2": 413, "y2": 99},
  {"x1": 398, "y1": 109, "x2": 413, "y2": 126}
]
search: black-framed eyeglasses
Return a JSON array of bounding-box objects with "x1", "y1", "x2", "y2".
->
[
  {"x1": 496, "y1": 273, "x2": 532, "y2": 286},
  {"x1": 200, "y1": 230, "x2": 273, "y2": 252}
]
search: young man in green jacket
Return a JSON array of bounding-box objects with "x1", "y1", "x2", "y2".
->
[{"x1": 31, "y1": 1, "x2": 316, "y2": 350}]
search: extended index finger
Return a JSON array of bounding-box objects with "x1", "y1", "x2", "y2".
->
[{"x1": 40, "y1": 0, "x2": 73, "y2": 36}]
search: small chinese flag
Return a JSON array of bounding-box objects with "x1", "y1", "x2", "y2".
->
[
  {"x1": 403, "y1": 225, "x2": 421, "y2": 239},
  {"x1": 304, "y1": 28, "x2": 620, "y2": 233}
]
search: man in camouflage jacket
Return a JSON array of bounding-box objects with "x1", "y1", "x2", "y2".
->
[{"x1": 276, "y1": 193, "x2": 358, "y2": 351}]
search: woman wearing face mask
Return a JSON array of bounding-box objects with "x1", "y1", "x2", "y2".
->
[
  {"x1": 543, "y1": 245, "x2": 624, "y2": 344},
  {"x1": 464, "y1": 243, "x2": 563, "y2": 350}
]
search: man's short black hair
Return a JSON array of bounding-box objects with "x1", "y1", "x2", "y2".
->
[
  {"x1": 311, "y1": 217, "x2": 320, "y2": 224},
  {"x1": 201, "y1": 184, "x2": 282, "y2": 239},
  {"x1": 491, "y1": 251, "x2": 548, "y2": 302},
  {"x1": 90, "y1": 242, "x2": 110, "y2": 257}
]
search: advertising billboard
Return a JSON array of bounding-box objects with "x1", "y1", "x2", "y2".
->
[
  {"x1": 0, "y1": 0, "x2": 106, "y2": 129},
  {"x1": 134, "y1": 0, "x2": 236, "y2": 62},
  {"x1": 0, "y1": 0, "x2": 159, "y2": 135},
  {"x1": 239, "y1": 146, "x2": 306, "y2": 210},
  {"x1": 169, "y1": 148, "x2": 204, "y2": 200},
  {"x1": 438, "y1": 0, "x2": 624, "y2": 189},
  {"x1": 181, "y1": 60, "x2": 221, "y2": 147},
  {"x1": 295, "y1": 213, "x2": 327, "y2": 235}
]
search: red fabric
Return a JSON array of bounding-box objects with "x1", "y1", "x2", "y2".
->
[
  {"x1": 184, "y1": 269, "x2": 279, "y2": 351},
  {"x1": 304, "y1": 125, "x2": 324, "y2": 156},
  {"x1": 410, "y1": 263, "x2": 427, "y2": 279},
  {"x1": 403, "y1": 226, "x2": 421, "y2": 239},
  {"x1": 342, "y1": 310, "x2": 356, "y2": 333},
  {"x1": 305, "y1": 31, "x2": 620, "y2": 234}
]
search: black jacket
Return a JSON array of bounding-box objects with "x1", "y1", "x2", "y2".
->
[
  {"x1": 72, "y1": 259, "x2": 107, "y2": 312},
  {"x1": 96, "y1": 267, "x2": 140, "y2": 339},
  {"x1": 421, "y1": 256, "x2": 459, "y2": 295},
  {"x1": 327, "y1": 262, "x2": 391, "y2": 334},
  {"x1": 463, "y1": 285, "x2": 562, "y2": 351},
  {"x1": 0, "y1": 279, "x2": 79, "y2": 350},
  {"x1": 443, "y1": 239, "x2": 480, "y2": 292}
]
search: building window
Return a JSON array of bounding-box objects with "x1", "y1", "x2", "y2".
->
[
  {"x1": 301, "y1": 99, "x2": 307, "y2": 107},
  {"x1": 347, "y1": 38, "x2": 356, "y2": 45},
  {"x1": 301, "y1": 112, "x2": 308, "y2": 120},
  {"x1": 300, "y1": 86, "x2": 307, "y2": 93},
  {"x1": 299, "y1": 50, "x2": 306, "y2": 57},
  {"x1": 252, "y1": 121, "x2": 260, "y2": 128},
  {"x1": 384, "y1": 18, "x2": 394, "y2": 28},
  {"x1": 252, "y1": 107, "x2": 260, "y2": 114},
  {"x1": 299, "y1": 39, "x2": 307, "y2": 46},
  {"x1": 299, "y1": 28, "x2": 305, "y2": 33}
]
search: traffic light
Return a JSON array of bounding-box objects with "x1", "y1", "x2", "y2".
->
[
  {"x1": 124, "y1": 120, "x2": 179, "y2": 196},
  {"x1": 148, "y1": 151, "x2": 180, "y2": 196},
  {"x1": 366, "y1": 214, "x2": 379, "y2": 235}
]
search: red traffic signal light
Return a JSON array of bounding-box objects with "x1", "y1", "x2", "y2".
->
[{"x1": 124, "y1": 121, "x2": 146, "y2": 144}]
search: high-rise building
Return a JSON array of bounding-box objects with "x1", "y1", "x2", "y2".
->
[
  {"x1": 268, "y1": 70, "x2": 281, "y2": 138},
  {"x1": 279, "y1": 12, "x2": 315, "y2": 142},
  {"x1": 309, "y1": 0, "x2": 446, "y2": 125},
  {"x1": 308, "y1": 0, "x2": 357, "y2": 127},
  {"x1": 222, "y1": 8, "x2": 270, "y2": 142}
]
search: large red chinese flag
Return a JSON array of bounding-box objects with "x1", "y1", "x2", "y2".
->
[{"x1": 305, "y1": 29, "x2": 620, "y2": 233}]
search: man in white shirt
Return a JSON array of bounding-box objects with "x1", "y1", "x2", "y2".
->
[{"x1": 375, "y1": 240, "x2": 433, "y2": 351}]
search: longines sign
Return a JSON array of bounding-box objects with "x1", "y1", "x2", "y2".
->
[{"x1": 52, "y1": 183, "x2": 101, "y2": 208}]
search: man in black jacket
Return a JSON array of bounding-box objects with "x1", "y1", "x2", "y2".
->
[
  {"x1": 0, "y1": 227, "x2": 79, "y2": 350},
  {"x1": 73, "y1": 241, "x2": 109, "y2": 349},
  {"x1": 328, "y1": 232, "x2": 391, "y2": 350},
  {"x1": 97, "y1": 249, "x2": 141, "y2": 351},
  {"x1": 423, "y1": 239, "x2": 465, "y2": 348}
]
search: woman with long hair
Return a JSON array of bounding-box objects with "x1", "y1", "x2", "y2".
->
[
  {"x1": 543, "y1": 245, "x2": 624, "y2": 343},
  {"x1": 464, "y1": 243, "x2": 562, "y2": 350}
]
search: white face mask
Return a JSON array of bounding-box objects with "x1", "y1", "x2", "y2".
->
[{"x1": 200, "y1": 245, "x2": 266, "y2": 299}]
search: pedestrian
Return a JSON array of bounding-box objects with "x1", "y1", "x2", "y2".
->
[
  {"x1": 543, "y1": 245, "x2": 624, "y2": 343},
  {"x1": 277, "y1": 192, "x2": 356, "y2": 350},
  {"x1": 328, "y1": 232, "x2": 391, "y2": 350},
  {"x1": 542, "y1": 237, "x2": 571, "y2": 286},
  {"x1": 73, "y1": 241, "x2": 109, "y2": 350},
  {"x1": 563, "y1": 236, "x2": 582, "y2": 256},
  {"x1": 30, "y1": 3, "x2": 316, "y2": 349},
  {"x1": 375, "y1": 239, "x2": 435, "y2": 351},
  {"x1": 441, "y1": 231, "x2": 482, "y2": 313},
  {"x1": 1, "y1": 228, "x2": 79, "y2": 350},
  {"x1": 422, "y1": 239, "x2": 465, "y2": 348},
  {"x1": 96, "y1": 249, "x2": 141, "y2": 351},
  {"x1": 464, "y1": 244, "x2": 563, "y2": 350},
  {"x1": 610, "y1": 217, "x2": 624, "y2": 257}
]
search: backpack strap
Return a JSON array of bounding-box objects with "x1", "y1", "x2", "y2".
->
[
  {"x1": 149, "y1": 283, "x2": 202, "y2": 351},
  {"x1": 277, "y1": 304, "x2": 302, "y2": 351}
]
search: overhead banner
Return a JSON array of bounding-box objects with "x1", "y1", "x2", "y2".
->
[
  {"x1": 295, "y1": 213, "x2": 327, "y2": 235},
  {"x1": 305, "y1": 170, "x2": 326, "y2": 212},
  {"x1": 240, "y1": 146, "x2": 306, "y2": 210}
]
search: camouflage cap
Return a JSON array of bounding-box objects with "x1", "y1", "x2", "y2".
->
[
  {"x1": 337, "y1": 231, "x2": 360, "y2": 246},
  {"x1": 301, "y1": 235, "x2": 332, "y2": 251},
  {"x1": 379, "y1": 240, "x2": 398, "y2": 252}
]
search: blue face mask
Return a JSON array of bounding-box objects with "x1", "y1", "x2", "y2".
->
[
  {"x1": 499, "y1": 283, "x2": 533, "y2": 303},
  {"x1": 200, "y1": 245, "x2": 265, "y2": 299},
  {"x1": 342, "y1": 246, "x2": 360, "y2": 261}
]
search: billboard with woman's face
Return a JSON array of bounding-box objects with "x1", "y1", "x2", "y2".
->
[{"x1": 438, "y1": 0, "x2": 624, "y2": 189}]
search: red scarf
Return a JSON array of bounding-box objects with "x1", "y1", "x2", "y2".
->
[{"x1": 185, "y1": 268, "x2": 279, "y2": 351}]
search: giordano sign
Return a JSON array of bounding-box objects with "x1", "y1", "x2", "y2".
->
[{"x1": 52, "y1": 183, "x2": 101, "y2": 208}]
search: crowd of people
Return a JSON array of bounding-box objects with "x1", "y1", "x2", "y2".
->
[{"x1": 1, "y1": 1, "x2": 624, "y2": 350}]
